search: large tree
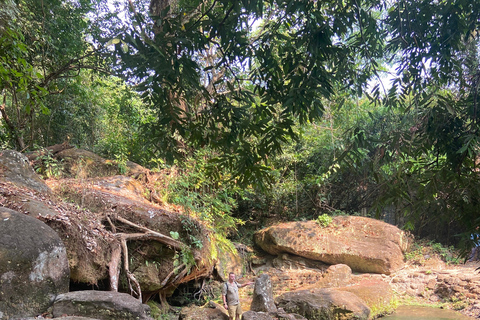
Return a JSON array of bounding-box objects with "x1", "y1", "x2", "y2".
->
[
  {"x1": 339, "y1": 0, "x2": 480, "y2": 247},
  {"x1": 112, "y1": 0, "x2": 386, "y2": 185},
  {"x1": 0, "y1": 0, "x2": 111, "y2": 150},
  {"x1": 108, "y1": 0, "x2": 480, "y2": 248}
]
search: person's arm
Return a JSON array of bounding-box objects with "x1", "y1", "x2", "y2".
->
[
  {"x1": 239, "y1": 281, "x2": 254, "y2": 288},
  {"x1": 222, "y1": 294, "x2": 228, "y2": 309}
]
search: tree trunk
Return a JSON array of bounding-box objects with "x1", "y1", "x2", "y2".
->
[{"x1": 0, "y1": 93, "x2": 26, "y2": 150}]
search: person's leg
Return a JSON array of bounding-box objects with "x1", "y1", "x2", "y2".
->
[
  {"x1": 235, "y1": 303, "x2": 243, "y2": 320},
  {"x1": 469, "y1": 247, "x2": 478, "y2": 262},
  {"x1": 227, "y1": 304, "x2": 236, "y2": 320}
]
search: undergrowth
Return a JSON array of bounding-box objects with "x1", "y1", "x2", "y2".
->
[{"x1": 404, "y1": 239, "x2": 461, "y2": 265}]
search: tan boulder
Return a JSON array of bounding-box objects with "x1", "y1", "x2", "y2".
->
[
  {"x1": 254, "y1": 216, "x2": 410, "y2": 274},
  {"x1": 337, "y1": 280, "x2": 395, "y2": 318},
  {"x1": 179, "y1": 304, "x2": 228, "y2": 319},
  {"x1": 275, "y1": 288, "x2": 370, "y2": 320},
  {"x1": 318, "y1": 264, "x2": 352, "y2": 287}
]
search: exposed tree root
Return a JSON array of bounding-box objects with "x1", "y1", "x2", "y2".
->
[
  {"x1": 106, "y1": 214, "x2": 196, "y2": 302},
  {"x1": 160, "y1": 263, "x2": 186, "y2": 288},
  {"x1": 108, "y1": 241, "x2": 122, "y2": 292},
  {"x1": 193, "y1": 278, "x2": 215, "y2": 301},
  {"x1": 121, "y1": 237, "x2": 142, "y2": 300}
]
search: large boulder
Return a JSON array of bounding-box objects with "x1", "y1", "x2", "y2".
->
[
  {"x1": 52, "y1": 291, "x2": 153, "y2": 320},
  {"x1": 179, "y1": 305, "x2": 228, "y2": 319},
  {"x1": 242, "y1": 311, "x2": 307, "y2": 320},
  {"x1": 241, "y1": 311, "x2": 275, "y2": 320},
  {"x1": 54, "y1": 148, "x2": 147, "y2": 179},
  {"x1": 22, "y1": 317, "x2": 99, "y2": 320},
  {"x1": 254, "y1": 216, "x2": 410, "y2": 274},
  {"x1": 337, "y1": 280, "x2": 395, "y2": 318},
  {"x1": 275, "y1": 288, "x2": 370, "y2": 320},
  {"x1": 250, "y1": 274, "x2": 277, "y2": 313},
  {"x1": 47, "y1": 175, "x2": 215, "y2": 296},
  {"x1": 316, "y1": 264, "x2": 352, "y2": 288},
  {"x1": 0, "y1": 207, "x2": 70, "y2": 319},
  {"x1": 0, "y1": 179, "x2": 115, "y2": 288},
  {"x1": 0, "y1": 149, "x2": 51, "y2": 194}
]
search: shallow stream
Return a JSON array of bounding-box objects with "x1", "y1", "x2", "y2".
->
[{"x1": 382, "y1": 306, "x2": 473, "y2": 320}]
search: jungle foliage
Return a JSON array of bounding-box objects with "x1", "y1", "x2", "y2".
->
[{"x1": 1, "y1": 0, "x2": 480, "y2": 250}]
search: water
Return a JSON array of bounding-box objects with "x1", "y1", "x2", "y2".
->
[{"x1": 382, "y1": 306, "x2": 473, "y2": 320}]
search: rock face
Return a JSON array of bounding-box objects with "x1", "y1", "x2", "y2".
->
[
  {"x1": 0, "y1": 150, "x2": 51, "y2": 194},
  {"x1": 53, "y1": 291, "x2": 153, "y2": 320},
  {"x1": 254, "y1": 216, "x2": 410, "y2": 274},
  {"x1": 250, "y1": 274, "x2": 277, "y2": 313},
  {"x1": 215, "y1": 243, "x2": 247, "y2": 282},
  {"x1": 317, "y1": 264, "x2": 352, "y2": 288},
  {"x1": 275, "y1": 288, "x2": 371, "y2": 320},
  {"x1": 0, "y1": 207, "x2": 70, "y2": 319},
  {"x1": 241, "y1": 310, "x2": 308, "y2": 320}
]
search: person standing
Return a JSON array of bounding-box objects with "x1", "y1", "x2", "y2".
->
[
  {"x1": 469, "y1": 228, "x2": 480, "y2": 262},
  {"x1": 222, "y1": 272, "x2": 254, "y2": 320}
]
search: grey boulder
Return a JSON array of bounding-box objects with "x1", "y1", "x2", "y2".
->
[
  {"x1": 52, "y1": 291, "x2": 153, "y2": 320},
  {"x1": 0, "y1": 150, "x2": 51, "y2": 194},
  {"x1": 0, "y1": 207, "x2": 69, "y2": 319}
]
